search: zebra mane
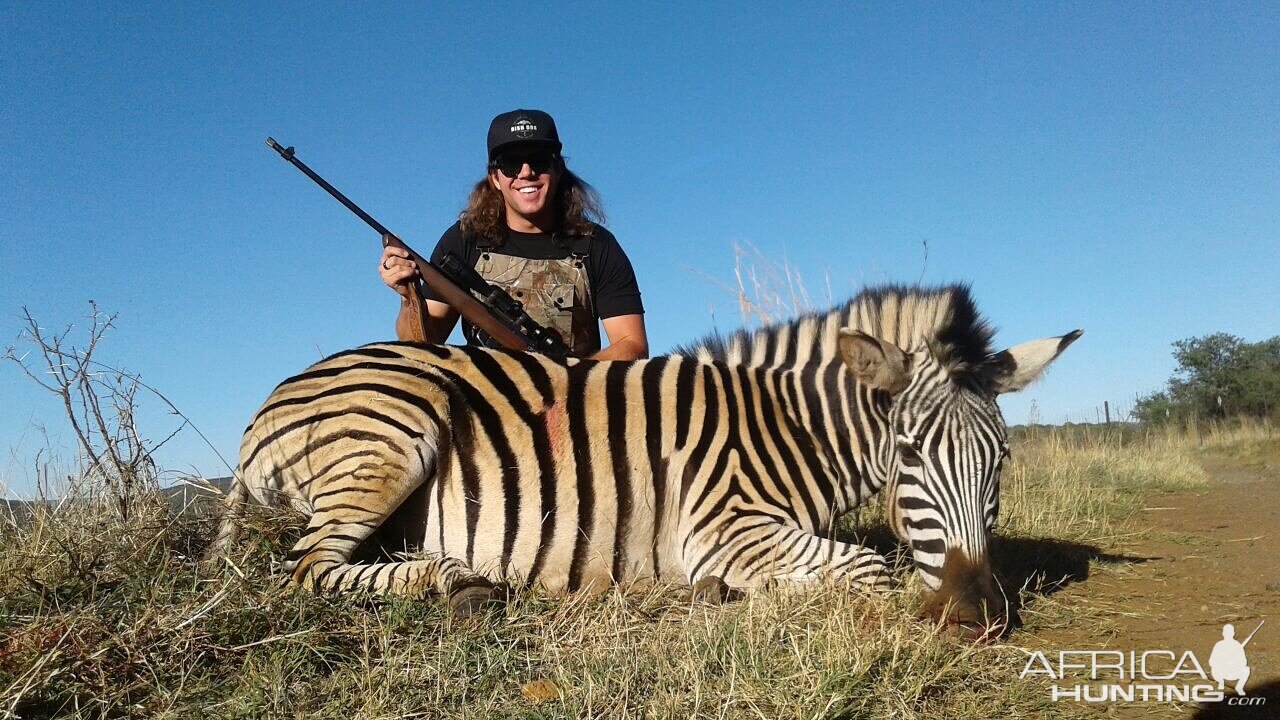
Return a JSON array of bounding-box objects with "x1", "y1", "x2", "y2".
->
[{"x1": 676, "y1": 283, "x2": 996, "y2": 372}]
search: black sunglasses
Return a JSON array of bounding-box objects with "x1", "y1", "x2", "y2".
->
[{"x1": 491, "y1": 151, "x2": 558, "y2": 178}]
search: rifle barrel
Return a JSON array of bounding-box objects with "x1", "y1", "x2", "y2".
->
[
  {"x1": 1242, "y1": 619, "x2": 1265, "y2": 647},
  {"x1": 264, "y1": 137, "x2": 538, "y2": 353},
  {"x1": 266, "y1": 137, "x2": 391, "y2": 237}
]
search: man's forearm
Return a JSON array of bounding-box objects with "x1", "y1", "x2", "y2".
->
[{"x1": 590, "y1": 337, "x2": 649, "y2": 361}]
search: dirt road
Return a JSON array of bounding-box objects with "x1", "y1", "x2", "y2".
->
[{"x1": 1027, "y1": 454, "x2": 1280, "y2": 719}]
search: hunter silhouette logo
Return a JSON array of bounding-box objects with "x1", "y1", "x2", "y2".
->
[
  {"x1": 1020, "y1": 619, "x2": 1267, "y2": 707},
  {"x1": 510, "y1": 117, "x2": 537, "y2": 138},
  {"x1": 1210, "y1": 621, "x2": 1263, "y2": 696}
]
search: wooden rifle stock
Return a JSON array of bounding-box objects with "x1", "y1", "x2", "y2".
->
[
  {"x1": 379, "y1": 236, "x2": 431, "y2": 344},
  {"x1": 380, "y1": 233, "x2": 530, "y2": 350}
]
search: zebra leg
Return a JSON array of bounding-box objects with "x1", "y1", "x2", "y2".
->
[
  {"x1": 271, "y1": 427, "x2": 500, "y2": 613},
  {"x1": 207, "y1": 478, "x2": 251, "y2": 563},
  {"x1": 763, "y1": 528, "x2": 889, "y2": 590},
  {"x1": 285, "y1": 463, "x2": 501, "y2": 614},
  {"x1": 285, "y1": 525, "x2": 501, "y2": 615},
  {"x1": 689, "y1": 520, "x2": 889, "y2": 592},
  {"x1": 687, "y1": 575, "x2": 744, "y2": 604}
]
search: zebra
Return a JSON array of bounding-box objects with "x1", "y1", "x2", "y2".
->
[{"x1": 213, "y1": 283, "x2": 1079, "y2": 628}]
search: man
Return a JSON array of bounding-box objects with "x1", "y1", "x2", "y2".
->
[
  {"x1": 379, "y1": 109, "x2": 648, "y2": 360},
  {"x1": 1209, "y1": 623, "x2": 1251, "y2": 696}
]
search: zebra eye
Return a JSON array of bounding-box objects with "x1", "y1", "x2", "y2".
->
[{"x1": 896, "y1": 439, "x2": 923, "y2": 463}]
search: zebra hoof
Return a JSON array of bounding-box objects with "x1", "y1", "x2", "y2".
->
[
  {"x1": 447, "y1": 580, "x2": 501, "y2": 618},
  {"x1": 689, "y1": 576, "x2": 743, "y2": 604}
]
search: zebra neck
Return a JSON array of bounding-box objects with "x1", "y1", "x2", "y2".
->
[{"x1": 783, "y1": 360, "x2": 895, "y2": 515}]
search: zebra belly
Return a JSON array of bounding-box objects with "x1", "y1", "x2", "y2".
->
[{"x1": 417, "y1": 453, "x2": 673, "y2": 593}]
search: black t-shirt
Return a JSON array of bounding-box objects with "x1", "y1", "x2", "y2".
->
[{"x1": 423, "y1": 221, "x2": 645, "y2": 319}]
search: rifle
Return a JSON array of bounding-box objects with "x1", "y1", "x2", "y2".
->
[
  {"x1": 1242, "y1": 620, "x2": 1265, "y2": 647},
  {"x1": 265, "y1": 138, "x2": 569, "y2": 357}
]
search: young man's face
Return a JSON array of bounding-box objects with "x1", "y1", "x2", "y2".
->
[{"x1": 489, "y1": 147, "x2": 560, "y2": 231}]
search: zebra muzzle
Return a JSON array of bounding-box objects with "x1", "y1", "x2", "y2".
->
[{"x1": 917, "y1": 547, "x2": 1006, "y2": 642}]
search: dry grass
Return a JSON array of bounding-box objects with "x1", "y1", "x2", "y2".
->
[{"x1": 5, "y1": 422, "x2": 1271, "y2": 718}]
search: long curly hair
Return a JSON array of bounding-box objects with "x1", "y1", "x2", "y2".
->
[{"x1": 458, "y1": 159, "x2": 605, "y2": 245}]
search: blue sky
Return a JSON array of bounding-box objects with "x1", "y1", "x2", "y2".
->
[{"x1": 2, "y1": 3, "x2": 1277, "y2": 495}]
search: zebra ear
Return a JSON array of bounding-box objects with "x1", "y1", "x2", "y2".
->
[
  {"x1": 986, "y1": 330, "x2": 1083, "y2": 394},
  {"x1": 838, "y1": 329, "x2": 912, "y2": 394}
]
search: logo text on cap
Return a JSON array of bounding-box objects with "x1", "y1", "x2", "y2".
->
[{"x1": 511, "y1": 118, "x2": 537, "y2": 139}]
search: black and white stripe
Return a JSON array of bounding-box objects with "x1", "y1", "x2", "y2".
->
[{"x1": 213, "y1": 284, "x2": 1078, "y2": 608}]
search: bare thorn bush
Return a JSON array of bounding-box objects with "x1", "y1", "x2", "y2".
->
[{"x1": 4, "y1": 304, "x2": 161, "y2": 518}]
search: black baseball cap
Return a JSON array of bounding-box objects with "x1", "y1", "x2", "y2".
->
[{"x1": 487, "y1": 109, "x2": 562, "y2": 160}]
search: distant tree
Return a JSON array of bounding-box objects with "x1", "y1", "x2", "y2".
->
[
  {"x1": 1133, "y1": 390, "x2": 1185, "y2": 425},
  {"x1": 1236, "y1": 337, "x2": 1280, "y2": 416},
  {"x1": 1136, "y1": 333, "x2": 1280, "y2": 424},
  {"x1": 1170, "y1": 333, "x2": 1246, "y2": 418}
]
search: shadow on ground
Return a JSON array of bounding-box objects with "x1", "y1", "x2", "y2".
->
[
  {"x1": 1191, "y1": 678, "x2": 1279, "y2": 719},
  {"x1": 991, "y1": 534, "x2": 1154, "y2": 594},
  {"x1": 992, "y1": 534, "x2": 1156, "y2": 631},
  {"x1": 843, "y1": 523, "x2": 1155, "y2": 630}
]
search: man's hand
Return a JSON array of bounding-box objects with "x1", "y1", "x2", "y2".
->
[{"x1": 379, "y1": 245, "x2": 420, "y2": 299}]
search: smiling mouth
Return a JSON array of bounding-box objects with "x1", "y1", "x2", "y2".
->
[{"x1": 517, "y1": 187, "x2": 539, "y2": 194}]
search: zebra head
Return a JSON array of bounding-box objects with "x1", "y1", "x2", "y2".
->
[{"x1": 839, "y1": 327, "x2": 1082, "y2": 637}]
